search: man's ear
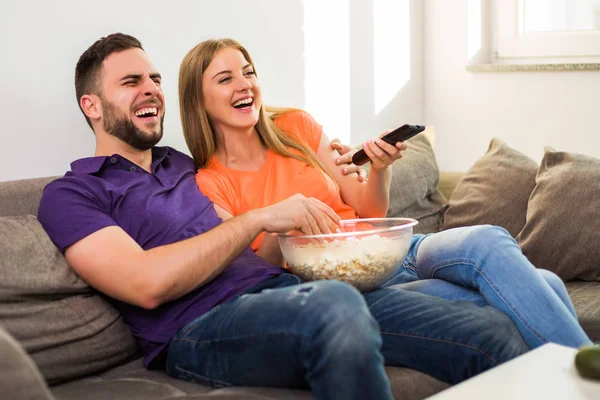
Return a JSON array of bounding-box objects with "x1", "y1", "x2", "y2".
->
[{"x1": 80, "y1": 94, "x2": 101, "y2": 121}]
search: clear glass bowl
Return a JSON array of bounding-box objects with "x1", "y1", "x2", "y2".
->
[{"x1": 278, "y1": 218, "x2": 418, "y2": 292}]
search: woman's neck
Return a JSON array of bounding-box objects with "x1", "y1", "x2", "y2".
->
[{"x1": 214, "y1": 126, "x2": 268, "y2": 171}]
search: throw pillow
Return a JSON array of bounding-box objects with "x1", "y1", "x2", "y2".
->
[
  {"x1": 364, "y1": 128, "x2": 448, "y2": 234},
  {"x1": 442, "y1": 138, "x2": 538, "y2": 237},
  {"x1": 0, "y1": 215, "x2": 138, "y2": 385},
  {"x1": 516, "y1": 148, "x2": 600, "y2": 281}
]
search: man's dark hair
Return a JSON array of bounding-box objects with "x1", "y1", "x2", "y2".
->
[{"x1": 75, "y1": 33, "x2": 143, "y2": 129}]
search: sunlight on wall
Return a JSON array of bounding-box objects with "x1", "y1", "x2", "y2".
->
[
  {"x1": 373, "y1": 0, "x2": 410, "y2": 115},
  {"x1": 303, "y1": 0, "x2": 350, "y2": 144},
  {"x1": 467, "y1": 0, "x2": 482, "y2": 60}
]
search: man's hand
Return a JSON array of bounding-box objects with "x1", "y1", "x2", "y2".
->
[
  {"x1": 254, "y1": 194, "x2": 340, "y2": 236},
  {"x1": 330, "y1": 138, "x2": 368, "y2": 182}
]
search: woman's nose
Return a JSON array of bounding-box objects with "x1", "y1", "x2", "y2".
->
[{"x1": 237, "y1": 77, "x2": 252, "y2": 91}]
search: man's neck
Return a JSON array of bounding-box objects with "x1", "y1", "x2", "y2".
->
[{"x1": 94, "y1": 134, "x2": 154, "y2": 173}]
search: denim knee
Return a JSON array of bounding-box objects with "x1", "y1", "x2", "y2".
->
[
  {"x1": 300, "y1": 281, "x2": 383, "y2": 362},
  {"x1": 457, "y1": 225, "x2": 520, "y2": 261},
  {"x1": 464, "y1": 225, "x2": 513, "y2": 245},
  {"x1": 303, "y1": 280, "x2": 375, "y2": 328},
  {"x1": 536, "y1": 269, "x2": 564, "y2": 292}
]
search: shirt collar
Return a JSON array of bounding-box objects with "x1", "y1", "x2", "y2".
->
[
  {"x1": 70, "y1": 146, "x2": 172, "y2": 175},
  {"x1": 70, "y1": 156, "x2": 107, "y2": 174}
]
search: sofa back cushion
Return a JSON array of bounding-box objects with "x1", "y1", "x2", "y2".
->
[
  {"x1": 0, "y1": 177, "x2": 58, "y2": 217},
  {"x1": 364, "y1": 128, "x2": 448, "y2": 234},
  {"x1": 516, "y1": 148, "x2": 600, "y2": 281},
  {"x1": 442, "y1": 138, "x2": 538, "y2": 237},
  {"x1": 0, "y1": 215, "x2": 138, "y2": 385}
]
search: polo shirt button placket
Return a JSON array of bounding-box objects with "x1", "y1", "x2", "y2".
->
[
  {"x1": 110, "y1": 157, "x2": 117, "y2": 164},
  {"x1": 130, "y1": 166, "x2": 136, "y2": 173}
]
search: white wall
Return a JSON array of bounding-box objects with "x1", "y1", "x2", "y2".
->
[
  {"x1": 424, "y1": 0, "x2": 600, "y2": 172},
  {"x1": 0, "y1": 0, "x2": 424, "y2": 182},
  {"x1": 0, "y1": 0, "x2": 302, "y2": 181}
]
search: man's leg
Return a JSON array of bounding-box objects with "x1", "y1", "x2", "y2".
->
[
  {"x1": 166, "y1": 275, "x2": 394, "y2": 400},
  {"x1": 363, "y1": 287, "x2": 529, "y2": 384},
  {"x1": 412, "y1": 225, "x2": 590, "y2": 348}
]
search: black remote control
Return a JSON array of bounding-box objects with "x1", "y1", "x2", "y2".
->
[{"x1": 351, "y1": 124, "x2": 426, "y2": 166}]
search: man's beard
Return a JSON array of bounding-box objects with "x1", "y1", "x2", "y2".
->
[{"x1": 101, "y1": 98, "x2": 164, "y2": 150}]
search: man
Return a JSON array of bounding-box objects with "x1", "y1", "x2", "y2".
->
[{"x1": 38, "y1": 33, "x2": 528, "y2": 400}]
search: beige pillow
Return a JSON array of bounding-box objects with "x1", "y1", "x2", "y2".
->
[
  {"x1": 516, "y1": 148, "x2": 600, "y2": 282},
  {"x1": 0, "y1": 215, "x2": 138, "y2": 385},
  {"x1": 364, "y1": 128, "x2": 448, "y2": 234},
  {"x1": 442, "y1": 138, "x2": 538, "y2": 237}
]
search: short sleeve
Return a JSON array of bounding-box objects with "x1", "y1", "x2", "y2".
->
[
  {"x1": 195, "y1": 168, "x2": 237, "y2": 216},
  {"x1": 274, "y1": 110, "x2": 323, "y2": 152},
  {"x1": 37, "y1": 177, "x2": 118, "y2": 253}
]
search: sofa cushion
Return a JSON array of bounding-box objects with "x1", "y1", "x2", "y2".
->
[
  {"x1": 0, "y1": 176, "x2": 58, "y2": 217},
  {"x1": 0, "y1": 215, "x2": 138, "y2": 385},
  {"x1": 0, "y1": 326, "x2": 54, "y2": 400},
  {"x1": 50, "y1": 358, "x2": 448, "y2": 400},
  {"x1": 565, "y1": 281, "x2": 600, "y2": 342},
  {"x1": 364, "y1": 128, "x2": 448, "y2": 234},
  {"x1": 516, "y1": 148, "x2": 600, "y2": 282},
  {"x1": 442, "y1": 138, "x2": 538, "y2": 237}
]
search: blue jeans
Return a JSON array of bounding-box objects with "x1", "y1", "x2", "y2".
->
[
  {"x1": 167, "y1": 276, "x2": 528, "y2": 398},
  {"x1": 387, "y1": 225, "x2": 591, "y2": 349}
]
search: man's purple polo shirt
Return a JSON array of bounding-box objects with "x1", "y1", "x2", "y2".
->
[{"x1": 38, "y1": 146, "x2": 285, "y2": 368}]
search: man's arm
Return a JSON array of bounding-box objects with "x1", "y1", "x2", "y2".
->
[
  {"x1": 329, "y1": 138, "x2": 368, "y2": 182},
  {"x1": 65, "y1": 194, "x2": 339, "y2": 310},
  {"x1": 212, "y1": 204, "x2": 285, "y2": 267}
]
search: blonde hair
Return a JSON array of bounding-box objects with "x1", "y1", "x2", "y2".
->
[{"x1": 179, "y1": 38, "x2": 329, "y2": 174}]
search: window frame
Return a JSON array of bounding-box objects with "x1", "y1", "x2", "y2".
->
[{"x1": 494, "y1": 0, "x2": 600, "y2": 65}]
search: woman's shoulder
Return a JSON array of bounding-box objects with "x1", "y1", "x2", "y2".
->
[
  {"x1": 196, "y1": 156, "x2": 224, "y2": 178},
  {"x1": 272, "y1": 109, "x2": 322, "y2": 148},
  {"x1": 273, "y1": 108, "x2": 318, "y2": 127},
  {"x1": 195, "y1": 159, "x2": 237, "y2": 195}
]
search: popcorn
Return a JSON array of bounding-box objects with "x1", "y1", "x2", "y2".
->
[{"x1": 286, "y1": 234, "x2": 408, "y2": 292}]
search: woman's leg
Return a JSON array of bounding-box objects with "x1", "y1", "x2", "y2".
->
[
  {"x1": 382, "y1": 236, "x2": 488, "y2": 307},
  {"x1": 411, "y1": 225, "x2": 590, "y2": 349},
  {"x1": 385, "y1": 266, "x2": 576, "y2": 314},
  {"x1": 537, "y1": 268, "x2": 577, "y2": 318}
]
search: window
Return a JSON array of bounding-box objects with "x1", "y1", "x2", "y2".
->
[{"x1": 494, "y1": 0, "x2": 600, "y2": 65}]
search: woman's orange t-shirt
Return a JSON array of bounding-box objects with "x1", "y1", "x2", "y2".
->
[{"x1": 195, "y1": 110, "x2": 358, "y2": 252}]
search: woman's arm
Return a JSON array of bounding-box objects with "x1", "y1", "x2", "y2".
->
[{"x1": 317, "y1": 131, "x2": 406, "y2": 218}]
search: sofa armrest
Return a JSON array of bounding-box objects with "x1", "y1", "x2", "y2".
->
[
  {"x1": 438, "y1": 172, "x2": 464, "y2": 201},
  {"x1": 0, "y1": 326, "x2": 54, "y2": 400}
]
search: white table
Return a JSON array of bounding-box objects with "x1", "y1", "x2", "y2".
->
[{"x1": 427, "y1": 343, "x2": 600, "y2": 399}]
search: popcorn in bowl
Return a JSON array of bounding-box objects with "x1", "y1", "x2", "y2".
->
[{"x1": 278, "y1": 218, "x2": 418, "y2": 292}]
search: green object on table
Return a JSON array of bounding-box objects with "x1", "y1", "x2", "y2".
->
[{"x1": 575, "y1": 344, "x2": 600, "y2": 380}]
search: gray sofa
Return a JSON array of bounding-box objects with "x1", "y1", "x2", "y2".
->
[{"x1": 1, "y1": 133, "x2": 599, "y2": 400}]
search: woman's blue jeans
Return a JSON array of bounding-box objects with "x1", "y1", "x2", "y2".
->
[
  {"x1": 389, "y1": 225, "x2": 590, "y2": 349},
  {"x1": 165, "y1": 225, "x2": 552, "y2": 400}
]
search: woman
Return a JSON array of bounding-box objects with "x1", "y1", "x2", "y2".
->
[{"x1": 178, "y1": 38, "x2": 591, "y2": 350}]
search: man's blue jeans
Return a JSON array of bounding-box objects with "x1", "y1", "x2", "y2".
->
[{"x1": 166, "y1": 226, "x2": 546, "y2": 399}]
